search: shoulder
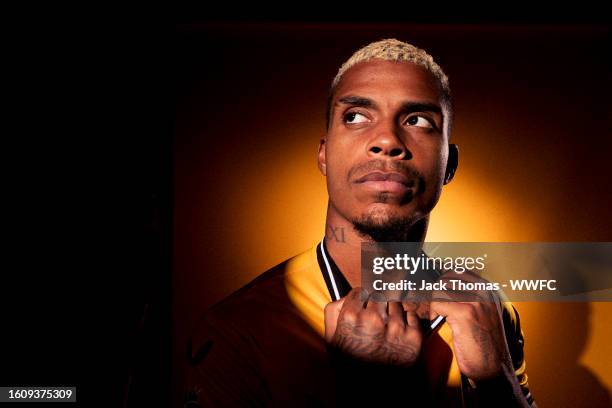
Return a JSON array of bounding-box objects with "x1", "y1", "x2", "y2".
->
[
  {"x1": 185, "y1": 247, "x2": 323, "y2": 406},
  {"x1": 191, "y1": 258, "x2": 289, "y2": 347},
  {"x1": 189, "y1": 245, "x2": 320, "y2": 361},
  {"x1": 184, "y1": 258, "x2": 292, "y2": 406}
]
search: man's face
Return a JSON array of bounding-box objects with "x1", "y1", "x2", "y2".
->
[{"x1": 319, "y1": 59, "x2": 450, "y2": 232}]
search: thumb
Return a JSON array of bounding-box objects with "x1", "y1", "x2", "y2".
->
[{"x1": 324, "y1": 297, "x2": 347, "y2": 342}]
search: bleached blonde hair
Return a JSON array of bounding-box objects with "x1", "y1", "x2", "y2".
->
[{"x1": 326, "y1": 38, "x2": 453, "y2": 134}]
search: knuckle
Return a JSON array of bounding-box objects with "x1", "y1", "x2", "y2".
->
[
  {"x1": 386, "y1": 320, "x2": 404, "y2": 335},
  {"x1": 341, "y1": 309, "x2": 358, "y2": 323},
  {"x1": 402, "y1": 301, "x2": 417, "y2": 312}
]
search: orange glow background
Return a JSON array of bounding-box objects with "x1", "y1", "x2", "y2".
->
[{"x1": 173, "y1": 23, "x2": 611, "y2": 407}]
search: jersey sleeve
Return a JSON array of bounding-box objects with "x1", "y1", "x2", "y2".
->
[{"x1": 501, "y1": 302, "x2": 537, "y2": 407}]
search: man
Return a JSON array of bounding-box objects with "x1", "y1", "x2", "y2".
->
[{"x1": 186, "y1": 39, "x2": 536, "y2": 407}]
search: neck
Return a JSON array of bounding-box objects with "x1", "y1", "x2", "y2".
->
[{"x1": 323, "y1": 202, "x2": 428, "y2": 288}]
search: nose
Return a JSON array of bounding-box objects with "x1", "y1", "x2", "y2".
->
[{"x1": 367, "y1": 123, "x2": 412, "y2": 160}]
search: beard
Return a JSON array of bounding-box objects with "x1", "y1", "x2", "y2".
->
[{"x1": 351, "y1": 207, "x2": 427, "y2": 242}]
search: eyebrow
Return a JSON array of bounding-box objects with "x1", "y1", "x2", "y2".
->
[
  {"x1": 400, "y1": 101, "x2": 442, "y2": 116},
  {"x1": 336, "y1": 95, "x2": 443, "y2": 116},
  {"x1": 337, "y1": 95, "x2": 377, "y2": 108}
]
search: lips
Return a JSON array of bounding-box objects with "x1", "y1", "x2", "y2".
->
[
  {"x1": 354, "y1": 171, "x2": 415, "y2": 194},
  {"x1": 355, "y1": 171, "x2": 413, "y2": 186}
]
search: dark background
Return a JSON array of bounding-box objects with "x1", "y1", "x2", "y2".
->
[{"x1": 3, "y1": 6, "x2": 610, "y2": 407}]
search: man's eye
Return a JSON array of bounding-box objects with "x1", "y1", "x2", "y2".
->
[
  {"x1": 406, "y1": 115, "x2": 433, "y2": 129},
  {"x1": 343, "y1": 112, "x2": 369, "y2": 124}
]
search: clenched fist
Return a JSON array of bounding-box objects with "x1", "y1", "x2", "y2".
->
[
  {"x1": 324, "y1": 287, "x2": 423, "y2": 367},
  {"x1": 429, "y1": 271, "x2": 513, "y2": 381},
  {"x1": 429, "y1": 271, "x2": 532, "y2": 407}
]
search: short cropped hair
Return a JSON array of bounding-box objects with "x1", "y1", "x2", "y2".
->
[{"x1": 326, "y1": 38, "x2": 453, "y2": 136}]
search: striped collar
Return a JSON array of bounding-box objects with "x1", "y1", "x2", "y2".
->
[{"x1": 316, "y1": 239, "x2": 351, "y2": 301}]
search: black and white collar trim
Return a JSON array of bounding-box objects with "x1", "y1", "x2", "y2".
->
[{"x1": 317, "y1": 239, "x2": 352, "y2": 301}]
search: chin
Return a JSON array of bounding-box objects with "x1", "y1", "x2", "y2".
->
[
  {"x1": 349, "y1": 202, "x2": 428, "y2": 242},
  {"x1": 363, "y1": 202, "x2": 417, "y2": 224}
]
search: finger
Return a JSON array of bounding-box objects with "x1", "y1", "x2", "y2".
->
[
  {"x1": 325, "y1": 297, "x2": 346, "y2": 319},
  {"x1": 366, "y1": 291, "x2": 388, "y2": 317},
  {"x1": 346, "y1": 286, "x2": 368, "y2": 303},
  {"x1": 438, "y1": 272, "x2": 498, "y2": 303},
  {"x1": 414, "y1": 302, "x2": 430, "y2": 320},
  {"x1": 430, "y1": 300, "x2": 474, "y2": 324},
  {"x1": 405, "y1": 310, "x2": 421, "y2": 332},
  {"x1": 458, "y1": 301, "x2": 501, "y2": 322},
  {"x1": 402, "y1": 301, "x2": 418, "y2": 313},
  {"x1": 431, "y1": 288, "x2": 453, "y2": 303},
  {"x1": 388, "y1": 301, "x2": 407, "y2": 326},
  {"x1": 340, "y1": 287, "x2": 368, "y2": 314},
  {"x1": 324, "y1": 297, "x2": 347, "y2": 341},
  {"x1": 324, "y1": 287, "x2": 364, "y2": 342},
  {"x1": 429, "y1": 300, "x2": 450, "y2": 321}
]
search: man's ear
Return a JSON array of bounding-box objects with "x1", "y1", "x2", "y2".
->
[
  {"x1": 318, "y1": 137, "x2": 327, "y2": 176},
  {"x1": 444, "y1": 144, "x2": 458, "y2": 185}
]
